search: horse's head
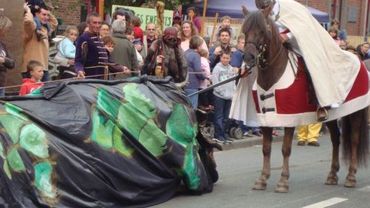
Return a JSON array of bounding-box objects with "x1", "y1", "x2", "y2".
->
[{"x1": 242, "y1": 11, "x2": 273, "y2": 71}]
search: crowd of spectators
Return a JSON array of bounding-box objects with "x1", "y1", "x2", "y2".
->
[{"x1": 1, "y1": 2, "x2": 370, "y2": 144}]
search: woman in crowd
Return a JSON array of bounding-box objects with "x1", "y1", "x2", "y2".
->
[{"x1": 180, "y1": 20, "x2": 208, "y2": 52}]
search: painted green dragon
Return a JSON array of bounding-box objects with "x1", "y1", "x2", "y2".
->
[{"x1": 0, "y1": 78, "x2": 219, "y2": 207}]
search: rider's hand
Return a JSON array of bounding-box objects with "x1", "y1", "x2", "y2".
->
[{"x1": 0, "y1": 57, "x2": 5, "y2": 64}]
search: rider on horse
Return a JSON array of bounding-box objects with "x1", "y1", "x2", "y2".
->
[{"x1": 254, "y1": 0, "x2": 361, "y2": 121}]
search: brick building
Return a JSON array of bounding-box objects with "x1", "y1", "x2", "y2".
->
[
  {"x1": 54, "y1": 0, "x2": 369, "y2": 37},
  {"x1": 296, "y1": 0, "x2": 368, "y2": 37}
]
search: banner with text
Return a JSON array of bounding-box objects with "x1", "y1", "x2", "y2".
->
[{"x1": 112, "y1": 5, "x2": 173, "y2": 30}]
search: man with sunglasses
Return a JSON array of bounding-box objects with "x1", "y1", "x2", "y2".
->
[
  {"x1": 255, "y1": 0, "x2": 361, "y2": 121},
  {"x1": 142, "y1": 23, "x2": 157, "y2": 58}
]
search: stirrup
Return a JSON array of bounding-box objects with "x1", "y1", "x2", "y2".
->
[{"x1": 317, "y1": 107, "x2": 328, "y2": 122}]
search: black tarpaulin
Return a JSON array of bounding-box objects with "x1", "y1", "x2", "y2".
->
[{"x1": 0, "y1": 77, "x2": 214, "y2": 207}]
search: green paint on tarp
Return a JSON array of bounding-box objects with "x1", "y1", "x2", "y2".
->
[
  {"x1": 4, "y1": 103, "x2": 27, "y2": 120},
  {"x1": 20, "y1": 124, "x2": 49, "y2": 159},
  {"x1": 7, "y1": 147, "x2": 26, "y2": 172},
  {"x1": 112, "y1": 126, "x2": 134, "y2": 157},
  {"x1": 0, "y1": 115, "x2": 25, "y2": 144},
  {"x1": 3, "y1": 160, "x2": 12, "y2": 179},
  {"x1": 34, "y1": 162, "x2": 56, "y2": 198},
  {"x1": 122, "y1": 84, "x2": 156, "y2": 118},
  {"x1": 0, "y1": 142, "x2": 4, "y2": 159},
  {"x1": 96, "y1": 88, "x2": 121, "y2": 118},
  {"x1": 91, "y1": 110, "x2": 114, "y2": 149},
  {"x1": 138, "y1": 120, "x2": 167, "y2": 157},
  {"x1": 166, "y1": 104, "x2": 197, "y2": 147},
  {"x1": 183, "y1": 145, "x2": 201, "y2": 190}
]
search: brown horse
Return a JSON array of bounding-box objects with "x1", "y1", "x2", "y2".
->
[{"x1": 242, "y1": 11, "x2": 369, "y2": 193}]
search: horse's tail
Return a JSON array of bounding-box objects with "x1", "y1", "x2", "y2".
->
[{"x1": 341, "y1": 107, "x2": 369, "y2": 167}]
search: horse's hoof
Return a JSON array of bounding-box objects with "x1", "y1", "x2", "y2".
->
[
  {"x1": 252, "y1": 180, "x2": 267, "y2": 190},
  {"x1": 325, "y1": 175, "x2": 338, "y2": 185},
  {"x1": 274, "y1": 183, "x2": 289, "y2": 193},
  {"x1": 344, "y1": 177, "x2": 356, "y2": 188}
]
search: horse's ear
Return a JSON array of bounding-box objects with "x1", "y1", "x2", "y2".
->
[
  {"x1": 261, "y1": 5, "x2": 272, "y2": 18},
  {"x1": 242, "y1": 5, "x2": 249, "y2": 17}
]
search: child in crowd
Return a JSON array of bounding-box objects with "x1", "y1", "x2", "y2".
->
[
  {"x1": 211, "y1": 51, "x2": 238, "y2": 144},
  {"x1": 54, "y1": 25, "x2": 78, "y2": 79},
  {"x1": 19, "y1": 60, "x2": 44, "y2": 95},
  {"x1": 101, "y1": 35, "x2": 115, "y2": 54},
  {"x1": 213, "y1": 16, "x2": 234, "y2": 44},
  {"x1": 132, "y1": 16, "x2": 143, "y2": 43},
  {"x1": 184, "y1": 35, "x2": 207, "y2": 109},
  {"x1": 198, "y1": 48, "x2": 212, "y2": 109},
  {"x1": 328, "y1": 26, "x2": 340, "y2": 46}
]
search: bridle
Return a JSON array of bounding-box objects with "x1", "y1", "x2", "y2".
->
[{"x1": 245, "y1": 40, "x2": 268, "y2": 71}]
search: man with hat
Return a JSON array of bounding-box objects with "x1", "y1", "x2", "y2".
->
[{"x1": 254, "y1": 0, "x2": 361, "y2": 121}]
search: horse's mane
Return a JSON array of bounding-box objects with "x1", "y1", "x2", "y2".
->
[{"x1": 242, "y1": 11, "x2": 278, "y2": 42}]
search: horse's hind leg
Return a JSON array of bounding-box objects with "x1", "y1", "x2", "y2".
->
[
  {"x1": 275, "y1": 127, "x2": 294, "y2": 193},
  {"x1": 253, "y1": 127, "x2": 273, "y2": 190},
  {"x1": 325, "y1": 120, "x2": 340, "y2": 185},
  {"x1": 343, "y1": 110, "x2": 364, "y2": 188}
]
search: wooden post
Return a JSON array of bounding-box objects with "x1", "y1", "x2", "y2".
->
[
  {"x1": 201, "y1": 0, "x2": 208, "y2": 36},
  {"x1": 96, "y1": 0, "x2": 104, "y2": 20},
  {"x1": 210, "y1": 12, "x2": 219, "y2": 45}
]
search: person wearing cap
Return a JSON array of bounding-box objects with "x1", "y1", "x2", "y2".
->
[{"x1": 255, "y1": 0, "x2": 361, "y2": 121}]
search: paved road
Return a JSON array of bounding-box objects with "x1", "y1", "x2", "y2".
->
[{"x1": 154, "y1": 132, "x2": 370, "y2": 208}]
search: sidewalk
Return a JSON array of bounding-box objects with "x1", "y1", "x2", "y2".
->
[{"x1": 218, "y1": 129, "x2": 285, "y2": 151}]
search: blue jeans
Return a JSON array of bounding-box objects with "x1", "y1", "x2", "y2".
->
[
  {"x1": 0, "y1": 88, "x2": 4, "y2": 97},
  {"x1": 185, "y1": 88, "x2": 199, "y2": 109},
  {"x1": 213, "y1": 96, "x2": 232, "y2": 140}
]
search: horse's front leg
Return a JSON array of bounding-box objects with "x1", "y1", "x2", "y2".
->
[
  {"x1": 253, "y1": 127, "x2": 273, "y2": 190},
  {"x1": 275, "y1": 127, "x2": 294, "y2": 193},
  {"x1": 325, "y1": 120, "x2": 340, "y2": 185}
]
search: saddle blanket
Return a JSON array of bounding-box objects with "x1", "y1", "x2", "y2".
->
[{"x1": 252, "y1": 53, "x2": 370, "y2": 127}]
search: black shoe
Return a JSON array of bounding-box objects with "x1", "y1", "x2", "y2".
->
[
  {"x1": 307, "y1": 141, "x2": 320, "y2": 147},
  {"x1": 297, "y1": 141, "x2": 305, "y2": 146},
  {"x1": 252, "y1": 131, "x2": 262, "y2": 137}
]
